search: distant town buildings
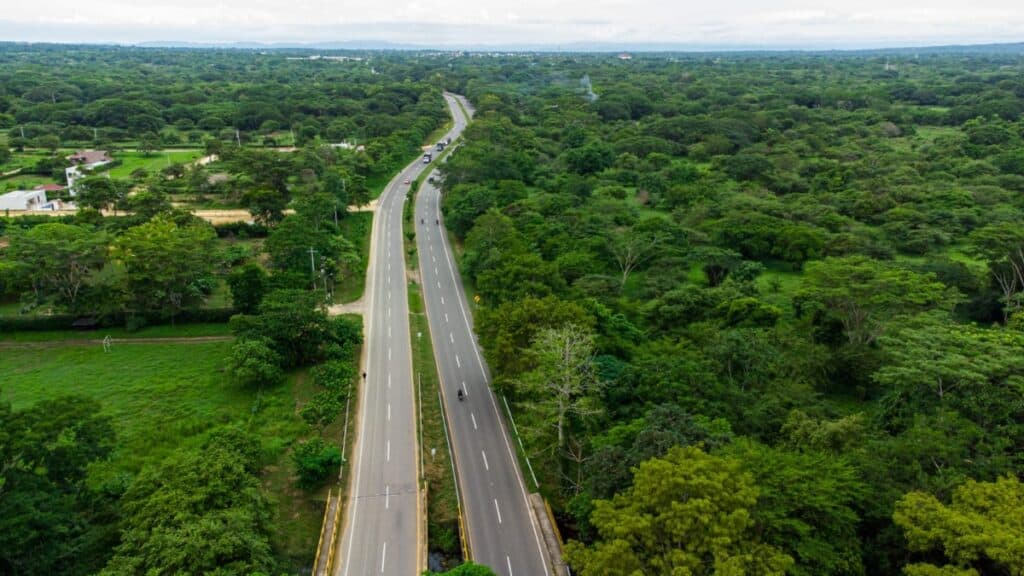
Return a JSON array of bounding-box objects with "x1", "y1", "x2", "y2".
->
[
  {"x1": 0, "y1": 188, "x2": 69, "y2": 211},
  {"x1": 65, "y1": 150, "x2": 113, "y2": 196}
]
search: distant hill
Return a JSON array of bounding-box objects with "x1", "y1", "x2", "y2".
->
[{"x1": 128, "y1": 40, "x2": 1024, "y2": 55}]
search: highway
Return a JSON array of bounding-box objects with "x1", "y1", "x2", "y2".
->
[
  {"x1": 335, "y1": 93, "x2": 470, "y2": 576},
  {"x1": 415, "y1": 94, "x2": 553, "y2": 576}
]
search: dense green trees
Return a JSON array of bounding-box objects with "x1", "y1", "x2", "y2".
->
[
  {"x1": 0, "y1": 396, "x2": 117, "y2": 576},
  {"x1": 566, "y1": 446, "x2": 793, "y2": 576},
  {"x1": 5, "y1": 45, "x2": 1024, "y2": 576},
  {"x1": 112, "y1": 216, "x2": 218, "y2": 318},
  {"x1": 3, "y1": 223, "x2": 107, "y2": 310},
  {"x1": 795, "y1": 256, "x2": 953, "y2": 346},
  {"x1": 438, "y1": 50, "x2": 1024, "y2": 576},
  {"x1": 894, "y1": 476, "x2": 1024, "y2": 576},
  {"x1": 100, "y1": 427, "x2": 275, "y2": 575}
]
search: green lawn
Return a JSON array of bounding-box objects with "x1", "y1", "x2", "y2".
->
[
  {"x1": 105, "y1": 150, "x2": 203, "y2": 178},
  {"x1": 1, "y1": 152, "x2": 50, "y2": 173},
  {"x1": 1, "y1": 341, "x2": 257, "y2": 475},
  {"x1": 1, "y1": 174, "x2": 56, "y2": 192}
]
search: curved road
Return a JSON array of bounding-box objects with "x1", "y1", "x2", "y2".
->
[
  {"x1": 335, "y1": 93, "x2": 470, "y2": 576},
  {"x1": 416, "y1": 95, "x2": 552, "y2": 576}
]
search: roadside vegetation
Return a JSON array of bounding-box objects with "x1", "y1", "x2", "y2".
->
[
  {"x1": 3, "y1": 44, "x2": 1024, "y2": 576},
  {"x1": 0, "y1": 45, "x2": 443, "y2": 574},
  {"x1": 437, "y1": 52, "x2": 1024, "y2": 575}
]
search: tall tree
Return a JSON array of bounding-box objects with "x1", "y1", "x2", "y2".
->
[
  {"x1": 566, "y1": 446, "x2": 793, "y2": 576},
  {"x1": 76, "y1": 176, "x2": 130, "y2": 212},
  {"x1": 724, "y1": 440, "x2": 866, "y2": 576},
  {"x1": 101, "y1": 427, "x2": 274, "y2": 575},
  {"x1": 0, "y1": 396, "x2": 117, "y2": 576},
  {"x1": 516, "y1": 324, "x2": 603, "y2": 480},
  {"x1": 608, "y1": 226, "x2": 673, "y2": 288},
  {"x1": 795, "y1": 256, "x2": 953, "y2": 346},
  {"x1": 967, "y1": 223, "x2": 1024, "y2": 320},
  {"x1": 112, "y1": 216, "x2": 217, "y2": 317},
  {"x1": 4, "y1": 223, "x2": 107, "y2": 310},
  {"x1": 894, "y1": 476, "x2": 1024, "y2": 576}
]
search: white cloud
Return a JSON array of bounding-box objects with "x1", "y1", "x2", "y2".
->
[{"x1": 0, "y1": 0, "x2": 1021, "y2": 46}]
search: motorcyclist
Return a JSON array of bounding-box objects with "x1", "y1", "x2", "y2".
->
[{"x1": 457, "y1": 388, "x2": 465, "y2": 401}]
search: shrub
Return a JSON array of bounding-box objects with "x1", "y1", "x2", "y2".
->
[
  {"x1": 291, "y1": 438, "x2": 341, "y2": 488},
  {"x1": 226, "y1": 337, "x2": 284, "y2": 387}
]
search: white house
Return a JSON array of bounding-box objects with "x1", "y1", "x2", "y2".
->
[
  {"x1": 0, "y1": 189, "x2": 47, "y2": 211},
  {"x1": 65, "y1": 150, "x2": 113, "y2": 196}
]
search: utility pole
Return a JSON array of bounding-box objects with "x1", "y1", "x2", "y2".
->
[{"x1": 308, "y1": 247, "x2": 319, "y2": 291}]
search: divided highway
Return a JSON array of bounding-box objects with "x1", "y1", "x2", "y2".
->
[
  {"x1": 416, "y1": 95, "x2": 553, "y2": 576},
  {"x1": 335, "y1": 94, "x2": 470, "y2": 576}
]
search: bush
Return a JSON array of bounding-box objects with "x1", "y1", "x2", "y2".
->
[
  {"x1": 300, "y1": 390, "x2": 345, "y2": 431},
  {"x1": 310, "y1": 360, "x2": 357, "y2": 391},
  {"x1": 0, "y1": 307, "x2": 237, "y2": 332},
  {"x1": 291, "y1": 438, "x2": 341, "y2": 488},
  {"x1": 228, "y1": 264, "x2": 268, "y2": 314},
  {"x1": 213, "y1": 221, "x2": 268, "y2": 239},
  {"x1": 226, "y1": 337, "x2": 284, "y2": 387}
]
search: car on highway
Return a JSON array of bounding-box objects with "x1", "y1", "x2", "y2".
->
[{"x1": 403, "y1": 178, "x2": 410, "y2": 184}]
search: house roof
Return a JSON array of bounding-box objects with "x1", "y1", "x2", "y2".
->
[
  {"x1": 66, "y1": 150, "x2": 112, "y2": 165},
  {"x1": 34, "y1": 183, "x2": 67, "y2": 191}
]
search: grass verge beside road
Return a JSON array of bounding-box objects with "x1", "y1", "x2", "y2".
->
[
  {"x1": 0, "y1": 326, "x2": 347, "y2": 572},
  {"x1": 409, "y1": 282, "x2": 463, "y2": 566}
]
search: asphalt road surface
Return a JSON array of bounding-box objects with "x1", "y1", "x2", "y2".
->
[
  {"x1": 336, "y1": 93, "x2": 470, "y2": 576},
  {"x1": 416, "y1": 95, "x2": 552, "y2": 576}
]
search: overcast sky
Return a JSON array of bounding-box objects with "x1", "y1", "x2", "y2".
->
[{"x1": 0, "y1": 0, "x2": 1021, "y2": 48}]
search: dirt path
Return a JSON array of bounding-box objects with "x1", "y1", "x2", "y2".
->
[
  {"x1": 0, "y1": 335, "x2": 234, "y2": 349},
  {"x1": 327, "y1": 298, "x2": 364, "y2": 316}
]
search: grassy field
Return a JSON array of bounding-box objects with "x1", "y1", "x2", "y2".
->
[
  {"x1": 0, "y1": 332, "x2": 331, "y2": 570},
  {"x1": 409, "y1": 280, "x2": 462, "y2": 562},
  {"x1": 0, "y1": 151, "x2": 50, "y2": 173},
  {"x1": 105, "y1": 150, "x2": 203, "y2": 178},
  {"x1": 334, "y1": 211, "x2": 372, "y2": 303},
  {"x1": 1, "y1": 174, "x2": 55, "y2": 192}
]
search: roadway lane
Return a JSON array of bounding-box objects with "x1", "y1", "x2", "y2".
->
[
  {"x1": 416, "y1": 94, "x2": 553, "y2": 576},
  {"x1": 336, "y1": 93, "x2": 471, "y2": 576}
]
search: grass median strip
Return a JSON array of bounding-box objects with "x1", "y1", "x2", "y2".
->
[{"x1": 409, "y1": 277, "x2": 463, "y2": 568}]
